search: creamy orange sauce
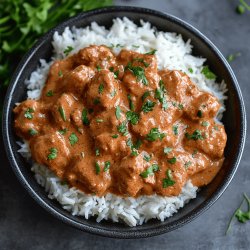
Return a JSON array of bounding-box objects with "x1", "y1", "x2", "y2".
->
[{"x1": 13, "y1": 45, "x2": 227, "y2": 197}]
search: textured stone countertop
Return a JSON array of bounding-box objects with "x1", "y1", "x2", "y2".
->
[{"x1": 1, "y1": 0, "x2": 250, "y2": 249}]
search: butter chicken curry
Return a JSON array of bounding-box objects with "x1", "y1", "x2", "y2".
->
[{"x1": 13, "y1": 45, "x2": 227, "y2": 197}]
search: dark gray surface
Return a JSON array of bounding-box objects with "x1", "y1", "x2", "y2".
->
[{"x1": 0, "y1": 0, "x2": 249, "y2": 249}]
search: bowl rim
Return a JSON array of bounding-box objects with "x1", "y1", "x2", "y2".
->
[{"x1": 2, "y1": 6, "x2": 247, "y2": 239}]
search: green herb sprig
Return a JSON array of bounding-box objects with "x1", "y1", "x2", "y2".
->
[{"x1": 226, "y1": 193, "x2": 250, "y2": 234}]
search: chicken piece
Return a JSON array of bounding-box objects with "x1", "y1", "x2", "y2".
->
[
  {"x1": 184, "y1": 92, "x2": 220, "y2": 121},
  {"x1": 132, "y1": 99, "x2": 182, "y2": 137},
  {"x1": 75, "y1": 45, "x2": 116, "y2": 69},
  {"x1": 13, "y1": 100, "x2": 45, "y2": 140},
  {"x1": 41, "y1": 58, "x2": 75, "y2": 98},
  {"x1": 85, "y1": 70, "x2": 120, "y2": 109},
  {"x1": 89, "y1": 107, "x2": 127, "y2": 137},
  {"x1": 61, "y1": 65, "x2": 95, "y2": 95},
  {"x1": 155, "y1": 161, "x2": 187, "y2": 196},
  {"x1": 94, "y1": 132, "x2": 130, "y2": 157},
  {"x1": 160, "y1": 70, "x2": 200, "y2": 104},
  {"x1": 112, "y1": 154, "x2": 146, "y2": 197},
  {"x1": 68, "y1": 157, "x2": 111, "y2": 196},
  {"x1": 183, "y1": 121, "x2": 227, "y2": 159},
  {"x1": 51, "y1": 93, "x2": 76, "y2": 128},
  {"x1": 161, "y1": 149, "x2": 211, "y2": 176},
  {"x1": 29, "y1": 132, "x2": 70, "y2": 177},
  {"x1": 191, "y1": 158, "x2": 224, "y2": 187},
  {"x1": 118, "y1": 49, "x2": 160, "y2": 96}
]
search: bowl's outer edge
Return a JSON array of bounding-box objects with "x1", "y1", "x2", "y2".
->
[{"x1": 2, "y1": 6, "x2": 247, "y2": 239}]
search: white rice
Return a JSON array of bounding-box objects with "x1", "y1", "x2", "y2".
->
[{"x1": 18, "y1": 17, "x2": 227, "y2": 226}]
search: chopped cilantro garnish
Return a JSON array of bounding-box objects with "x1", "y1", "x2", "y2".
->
[
  {"x1": 96, "y1": 65, "x2": 102, "y2": 72},
  {"x1": 201, "y1": 121, "x2": 209, "y2": 127},
  {"x1": 58, "y1": 70, "x2": 63, "y2": 77},
  {"x1": 127, "y1": 94, "x2": 135, "y2": 111},
  {"x1": 104, "y1": 161, "x2": 111, "y2": 172},
  {"x1": 167, "y1": 157, "x2": 177, "y2": 164},
  {"x1": 98, "y1": 83, "x2": 104, "y2": 94},
  {"x1": 131, "y1": 149, "x2": 139, "y2": 156},
  {"x1": 126, "y1": 138, "x2": 142, "y2": 156},
  {"x1": 145, "y1": 49, "x2": 157, "y2": 55},
  {"x1": 184, "y1": 161, "x2": 192, "y2": 169},
  {"x1": 69, "y1": 133, "x2": 78, "y2": 146},
  {"x1": 141, "y1": 91, "x2": 151, "y2": 102},
  {"x1": 29, "y1": 128, "x2": 38, "y2": 136},
  {"x1": 201, "y1": 66, "x2": 216, "y2": 80},
  {"x1": 141, "y1": 99, "x2": 156, "y2": 113},
  {"x1": 111, "y1": 134, "x2": 118, "y2": 138},
  {"x1": 146, "y1": 128, "x2": 165, "y2": 142},
  {"x1": 214, "y1": 126, "x2": 219, "y2": 131},
  {"x1": 126, "y1": 138, "x2": 133, "y2": 148},
  {"x1": 95, "y1": 148, "x2": 100, "y2": 156},
  {"x1": 178, "y1": 103, "x2": 184, "y2": 110},
  {"x1": 227, "y1": 52, "x2": 241, "y2": 62},
  {"x1": 163, "y1": 147, "x2": 172, "y2": 155},
  {"x1": 162, "y1": 169, "x2": 175, "y2": 188},
  {"x1": 188, "y1": 68, "x2": 193, "y2": 73},
  {"x1": 82, "y1": 108, "x2": 89, "y2": 125},
  {"x1": 113, "y1": 70, "x2": 119, "y2": 79},
  {"x1": 46, "y1": 90, "x2": 54, "y2": 97},
  {"x1": 155, "y1": 80, "x2": 168, "y2": 110},
  {"x1": 96, "y1": 118, "x2": 104, "y2": 123},
  {"x1": 143, "y1": 154, "x2": 151, "y2": 162},
  {"x1": 126, "y1": 111, "x2": 139, "y2": 125},
  {"x1": 63, "y1": 46, "x2": 73, "y2": 56},
  {"x1": 110, "y1": 89, "x2": 117, "y2": 98},
  {"x1": 236, "y1": 4, "x2": 245, "y2": 14},
  {"x1": 58, "y1": 106, "x2": 66, "y2": 122},
  {"x1": 117, "y1": 121, "x2": 128, "y2": 136},
  {"x1": 24, "y1": 108, "x2": 34, "y2": 119},
  {"x1": 172, "y1": 125, "x2": 179, "y2": 135},
  {"x1": 58, "y1": 128, "x2": 67, "y2": 135},
  {"x1": 134, "y1": 139, "x2": 142, "y2": 149},
  {"x1": 47, "y1": 148, "x2": 58, "y2": 160},
  {"x1": 115, "y1": 106, "x2": 121, "y2": 120},
  {"x1": 95, "y1": 162, "x2": 101, "y2": 175},
  {"x1": 140, "y1": 164, "x2": 159, "y2": 178},
  {"x1": 126, "y1": 62, "x2": 148, "y2": 86},
  {"x1": 162, "y1": 178, "x2": 175, "y2": 188},
  {"x1": 192, "y1": 149, "x2": 198, "y2": 158},
  {"x1": 185, "y1": 130, "x2": 204, "y2": 140},
  {"x1": 133, "y1": 57, "x2": 149, "y2": 67},
  {"x1": 197, "y1": 110, "x2": 203, "y2": 118}
]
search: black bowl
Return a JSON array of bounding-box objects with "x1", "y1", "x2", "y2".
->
[{"x1": 2, "y1": 6, "x2": 246, "y2": 238}]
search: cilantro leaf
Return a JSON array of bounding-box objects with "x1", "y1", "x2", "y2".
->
[
  {"x1": 141, "y1": 99, "x2": 156, "y2": 113},
  {"x1": 47, "y1": 148, "x2": 57, "y2": 160},
  {"x1": 115, "y1": 106, "x2": 121, "y2": 120},
  {"x1": 126, "y1": 111, "x2": 139, "y2": 125},
  {"x1": 82, "y1": 108, "x2": 89, "y2": 125},
  {"x1": 24, "y1": 108, "x2": 34, "y2": 119},
  {"x1": 140, "y1": 164, "x2": 159, "y2": 178},
  {"x1": 146, "y1": 128, "x2": 165, "y2": 142},
  {"x1": 145, "y1": 49, "x2": 157, "y2": 55},
  {"x1": 126, "y1": 62, "x2": 148, "y2": 85},
  {"x1": 69, "y1": 133, "x2": 78, "y2": 145},
  {"x1": 155, "y1": 80, "x2": 168, "y2": 110},
  {"x1": 201, "y1": 66, "x2": 216, "y2": 80},
  {"x1": 185, "y1": 130, "x2": 204, "y2": 140},
  {"x1": 64, "y1": 46, "x2": 73, "y2": 56}
]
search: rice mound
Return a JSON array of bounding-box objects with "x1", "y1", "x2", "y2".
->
[{"x1": 18, "y1": 17, "x2": 227, "y2": 226}]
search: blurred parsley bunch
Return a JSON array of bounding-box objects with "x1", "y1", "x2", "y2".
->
[{"x1": 0, "y1": 0, "x2": 113, "y2": 89}]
